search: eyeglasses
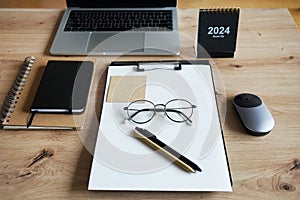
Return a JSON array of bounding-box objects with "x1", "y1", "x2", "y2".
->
[{"x1": 123, "y1": 99, "x2": 196, "y2": 124}]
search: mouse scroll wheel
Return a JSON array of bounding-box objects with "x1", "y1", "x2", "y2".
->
[{"x1": 234, "y1": 93, "x2": 262, "y2": 108}]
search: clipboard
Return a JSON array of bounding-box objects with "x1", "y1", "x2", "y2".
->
[{"x1": 88, "y1": 60, "x2": 232, "y2": 191}]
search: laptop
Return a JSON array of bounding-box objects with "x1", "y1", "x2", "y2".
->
[{"x1": 50, "y1": 0, "x2": 180, "y2": 56}]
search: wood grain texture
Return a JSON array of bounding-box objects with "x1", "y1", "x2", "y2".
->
[
  {"x1": 0, "y1": 0, "x2": 299, "y2": 29},
  {"x1": 179, "y1": 0, "x2": 300, "y2": 8},
  {"x1": 0, "y1": 8, "x2": 299, "y2": 199}
]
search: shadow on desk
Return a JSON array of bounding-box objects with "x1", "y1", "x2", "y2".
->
[
  {"x1": 44, "y1": 10, "x2": 65, "y2": 56},
  {"x1": 70, "y1": 147, "x2": 93, "y2": 193},
  {"x1": 225, "y1": 96, "x2": 250, "y2": 136}
]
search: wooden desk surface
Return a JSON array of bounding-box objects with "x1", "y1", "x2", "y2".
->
[{"x1": 0, "y1": 8, "x2": 299, "y2": 199}]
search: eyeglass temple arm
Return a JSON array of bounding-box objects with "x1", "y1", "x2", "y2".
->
[{"x1": 165, "y1": 108, "x2": 194, "y2": 123}]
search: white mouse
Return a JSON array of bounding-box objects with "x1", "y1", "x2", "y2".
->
[{"x1": 233, "y1": 93, "x2": 275, "y2": 136}]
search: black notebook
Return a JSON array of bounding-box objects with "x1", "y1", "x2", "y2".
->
[
  {"x1": 195, "y1": 8, "x2": 240, "y2": 58},
  {"x1": 30, "y1": 60, "x2": 94, "y2": 114}
]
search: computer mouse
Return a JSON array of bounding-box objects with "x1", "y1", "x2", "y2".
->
[{"x1": 233, "y1": 93, "x2": 275, "y2": 136}]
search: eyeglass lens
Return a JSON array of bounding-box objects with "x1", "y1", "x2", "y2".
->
[
  {"x1": 126, "y1": 100, "x2": 155, "y2": 124},
  {"x1": 165, "y1": 99, "x2": 194, "y2": 122}
]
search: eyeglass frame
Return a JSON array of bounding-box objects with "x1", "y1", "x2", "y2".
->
[{"x1": 123, "y1": 99, "x2": 197, "y2": 124}]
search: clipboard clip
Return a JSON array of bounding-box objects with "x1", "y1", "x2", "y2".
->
[
  {"x1": 110, "y1": 60, "x2": 210, "y2": 71},
  {"x1": 136, "y1": 61, "x2": 182, "y2": 72}
]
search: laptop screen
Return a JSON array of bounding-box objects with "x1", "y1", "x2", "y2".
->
[{"x1": 67, "y1": 0, "x2": 177, "y2": 8}]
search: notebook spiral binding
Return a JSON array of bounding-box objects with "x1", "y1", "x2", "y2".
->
[
  {"x1": 0, "y1": 56, "x2": 35, "y2": 122},
  {"x1": 201, "y1": 8, "x2": 239, "y2": 14}
]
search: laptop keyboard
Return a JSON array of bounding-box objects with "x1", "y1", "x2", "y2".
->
[{"x1": 64, "y1": 10, "x2": 173, "y2": 32}]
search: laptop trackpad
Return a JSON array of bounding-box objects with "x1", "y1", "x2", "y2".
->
[{"x1": 87, "y1": 32, "x2": 145, "y2": 53}]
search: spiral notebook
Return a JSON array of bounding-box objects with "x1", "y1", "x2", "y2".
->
[{"x1": 0, "y1": 56, "x2": 92, "y2": 129}]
